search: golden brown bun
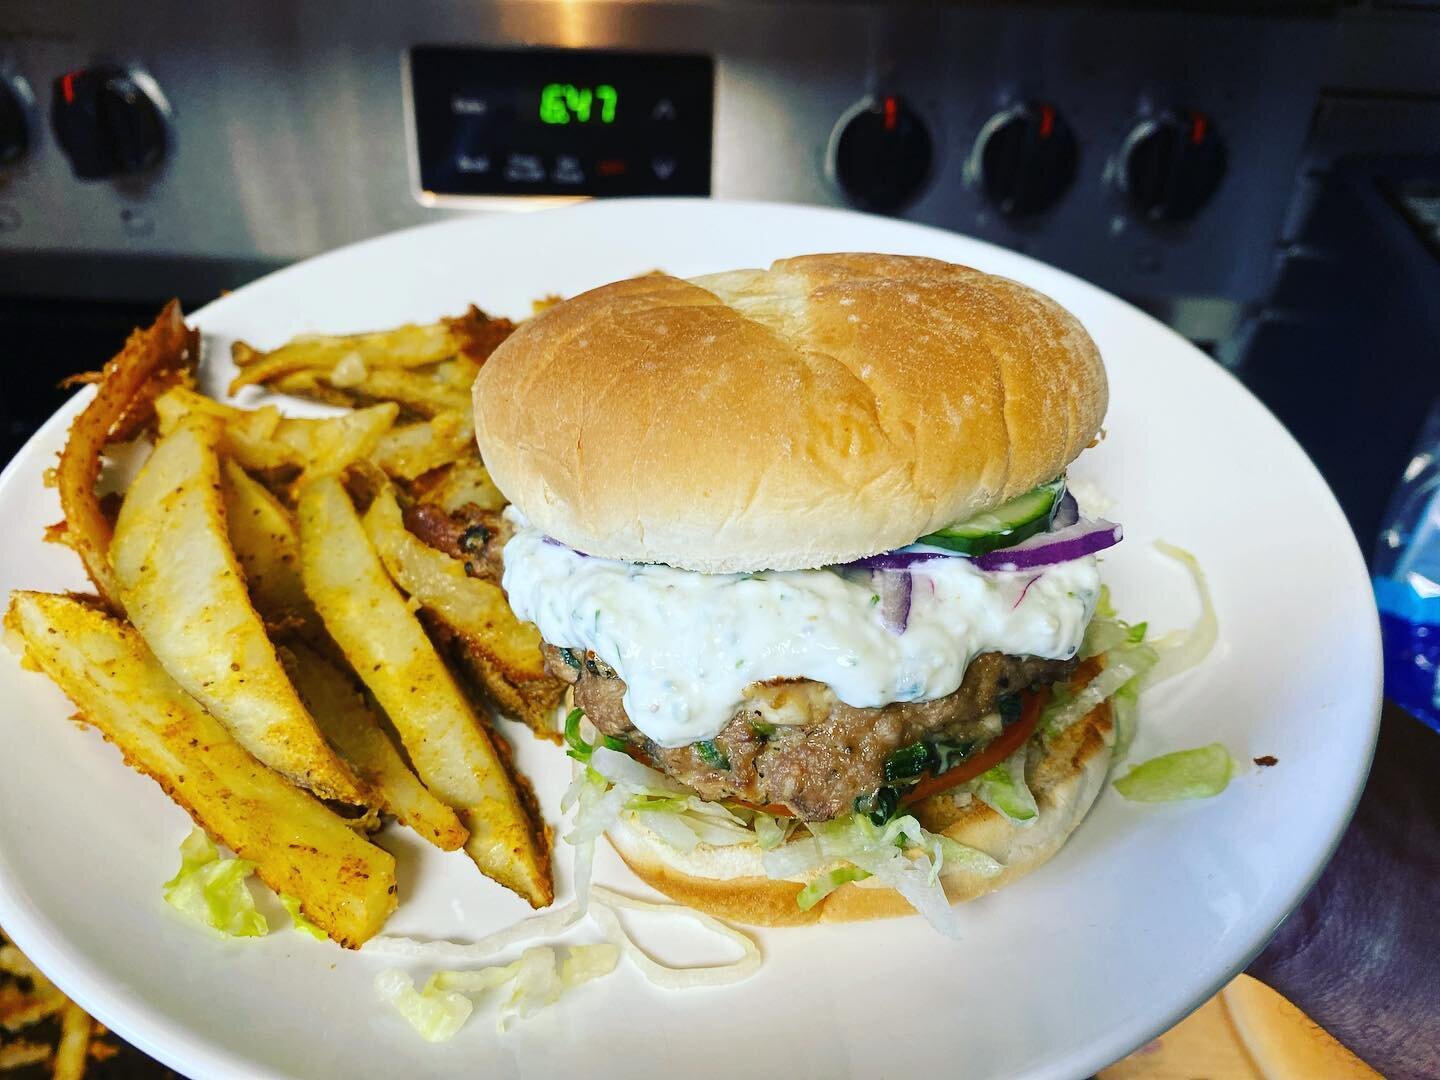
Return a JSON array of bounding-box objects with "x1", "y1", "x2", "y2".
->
[
  {"x1": 473, "y1": 254, "x2": 1107, "y2": 573},
  {"x1": 606, "y1": 698, "x2": 1113, "y2": 927}
]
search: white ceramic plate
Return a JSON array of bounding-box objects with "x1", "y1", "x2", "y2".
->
[{"x1": 0, "y1": 199, "x2": 1380, "y2": 1080}]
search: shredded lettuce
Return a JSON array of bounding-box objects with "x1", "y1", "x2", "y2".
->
[
  {"x1": 1110, "y1": 678, "x2": 1142, "y2": 762},
  {"x1": 369, "y1": 885, "x2": 759, "y2": 999},
  {"x1": 632, "y1": 807, "x2": 702, "y2": 852},
  {"x1": 587, "y1": 884, "x2": 761, "y2": 989},
  {"x1": 1145, "y1": 541, "x2": 1218, "y2": 686},
  {"x1": 974, "y1": 748, "x2": 1038, "y2": 824},
  {"x1": 567, "y1": 746, "x2": 754, "y2": 866},
  {"x1": 1071, "y1": 539, "x2": 1215, "y2": 762},
  {"x1": 1043, "y1": 641, "x2": 1158, "y2": 738},
  {"x1": 280, "y1": 894, "x2": 327, "y2": 941},
  {"x1": 427, "y1": 943, "x2": 619, "y2": 1032},
  {"x1": 162, "y1": 828, "x2": 267, "y2": 938},
  {"x1": 1080, "y1": 617, "x2": 1129, "y2": 658},
  {"x1": 588, "y1": 745, "x2": 685, "y2": 793},
  {"x1": 375, "y1": 969, "x2": 473, "y2": 1043},
  {"x1": 1113, "y1": 743, "x2": 1236, "y2": 802},
  {"x1": 796, "y1": 866, "x2": 871, "y2": 910},
  {"x1": 562, "y1": 942, "x2": 621, "y2": 987},
  {"x1": 752, "y1": 811, "x2": 795, "y2": 851},
  {"x1": 805, "y1": 815, "x2": 1001, "y2": 938}
]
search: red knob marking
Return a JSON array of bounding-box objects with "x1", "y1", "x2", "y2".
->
[
  {"x1": 1189, "y1": 111, "x2": 1208, "y2": 146},
  {"x1": 1038, "y1": 104, "x2": 1055, "y2": 139}
]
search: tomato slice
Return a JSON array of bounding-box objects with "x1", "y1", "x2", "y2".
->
[{"x1": 898, "y1": 686, "x2": 1046, "y2": 807}]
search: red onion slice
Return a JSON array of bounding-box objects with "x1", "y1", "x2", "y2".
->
[
  {"x1": 849, "y1": 550, "x2": 951, "y2": 571},
  {"x1": 544, "y1": 536, "x2": 592, "y2": 557},
  {"x1": 872, "y1": 568, "x2": 913, "y2": 634},
  {"x1": 973, "y1": 518, "x2": 1122, "y2": 572}
]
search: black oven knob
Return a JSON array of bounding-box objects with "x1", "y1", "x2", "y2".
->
[
  {"x1": 831, "y1": 95, "x2": 933, "y2": 214},
  {"x1": 51, "y1": 65, "x2": 167, "y2": 181},
  {"x1": 973, "y1": 102, "x2": 1077, "y2": 217},
  {"x1": 0, "y1": 76, "x2": 31, "y2": 166},
  {"x1": 1120, "y1": 109, "x2": 1225, "y2": 224}
]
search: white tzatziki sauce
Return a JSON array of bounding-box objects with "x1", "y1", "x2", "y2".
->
[{"x1": 501, "y1": 513, "x2": 1100, "y2": 748}]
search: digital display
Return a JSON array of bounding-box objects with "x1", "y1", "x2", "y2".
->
[
  {"x1": 408, "y1": 47, "x2": 713, "y2": 199},
  {"x1": 538, "y1": 83, "x2": 618, "y2": 125}
]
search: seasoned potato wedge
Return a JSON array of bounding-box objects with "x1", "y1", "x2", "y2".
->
[
  {"x1": 156, "y1": 387, "x2": 397, "y2": 481},
  {"x1": 219, "y1": 458, "x2": 315, "y2": 631},
  {"x1": 273, "y1": 402, "x2": 399, "y2": 479},
  {"x1": 111, "y1": 413, "x2": 368, "y2": 805},
  {"x1": 54, "y1": 301, "x2": 198, "y2": 610},
  {"x1": 228, "y1": 305, "x2": 514, "y2": 395},
  {"x1": 297, "y1": 475, "x2": 553, "y2": 908},
  {"x1": 370, "y1": 411, "x2": 476, "y2": 481},
  {"x1": 410, "y1": 456, "x2": 508, "y2": 514},
  {"x1": 362, "y1": 484, "x2": 564, "y2": 740},
  {"x1": 283, "y1": 640, "x2": 469, "y2": 852},
  {"x1": 156, "y1": 387, "x2": 300, "y2": 472},
  {"x1": 5, "y1": 592, "x2": 397, "y2": 948},
  {"x1": 362, "y1": 485, "x2": 544, "y2": 679},
  {"x1": 272, "y1": 359, "x2": 479, "y2": 419}
]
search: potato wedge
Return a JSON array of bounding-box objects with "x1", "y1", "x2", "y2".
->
[
  {"x1": 300, "y1": 359, "x2": 480, "y2": 419},
  {"x1": 282, "y1": 640, "x2": 469, "y2": 851},
  {"x1": 5, "y1": 592, "x2": 398, "y2": 948},
  {"x1": 273, "y1": 402, "x2": 399, "y2": 479},
  {"x1": 361, "y1": 483, "x2": 564, "y2": 741},
  {"x1": 219, "y1": 458, "x2": 315, "y2": 631},
  {"x1": 55, "y1": 301, "x2": 198, "y2": 610},
  {"x1": 441, "y1": 640, "x2": 567, "y2": 746},
  {"x1": 111, "y1": 413, "x2": 368, "y2": 805},
  {"x1": 230, "y1": 320, "x2": 458, "y2": 391},
  {"x1": 410, "y1": 456, "x2": 507, "y2": 514},
  {"x1": 156, "y1": 387, "x2": 300, "y2": 473},
  {"x1": 156, "y1": 387, "x2": 397, "y2": 481},
  {"x1": 370, "y1": 411, "x2": 475, "y2": 481},
  {"x1": 297, "y1": 475, "x2": 553, "y2": 907},
  {"x1": 228, "y1": 305, "x2": 514, "y2": 394},
  {"x1": 362, "y1": 485, "x2": 544, "y2": 679}
]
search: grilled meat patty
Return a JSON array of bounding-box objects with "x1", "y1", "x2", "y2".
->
[{"x1": 545, "y1": 644, "x2": 1074, "y2": 820}]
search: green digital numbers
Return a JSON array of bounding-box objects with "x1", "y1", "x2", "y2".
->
[
  {"x1": 539, "y1": 83, "x2": 618, "y2": 125},
  {"x1": 596, "y1": 84, "x2": 618, "y2": 123},
  {"x1": 539, "y1": 83, "x2": 569, "y2": 124}
]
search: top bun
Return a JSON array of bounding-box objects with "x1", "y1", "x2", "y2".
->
[{"x1": 473, "y1": 253, "x2": 1107, "y2": 573}]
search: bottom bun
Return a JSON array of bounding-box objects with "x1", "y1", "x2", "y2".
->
[{"x1": 607, "y1": 697, "x2": 1114, "y2": 927}]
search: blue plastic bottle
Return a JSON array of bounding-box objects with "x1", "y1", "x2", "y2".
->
[{"x1": 1373, "y1": 398, "x2": 1440, "y2": 733}]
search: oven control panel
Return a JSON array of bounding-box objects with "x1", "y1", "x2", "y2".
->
[
  {"x1": 408, "y1": 47, "x2": 711, "y2": 201},
  {"x1": 0, "y1": 0, "x2": 1436, "y2": 326}
]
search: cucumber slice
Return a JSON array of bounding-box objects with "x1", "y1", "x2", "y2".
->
[{"x1": 919, "y1": 477, "x2": 1066, "y2": 557}]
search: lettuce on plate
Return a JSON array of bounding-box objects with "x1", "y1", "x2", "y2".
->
[
  {"x1": 162, "y1": 827, "x2": 267, "y2": 938},
  {"x1": 374, "y1": 969, "x2": 473, "y2": 1043},
  {"x1": 280, "y1": 894, "x2": 327, "y2": 941},
  {"x1": 1113, "y1": 743, "x2": 1236, "y2": 802}
]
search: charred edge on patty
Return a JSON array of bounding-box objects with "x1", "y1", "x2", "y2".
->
[{"x1": 544, "y1": 644, "x2": 1075, "y2": 821}]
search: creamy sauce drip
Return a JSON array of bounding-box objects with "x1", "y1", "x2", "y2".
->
[{"x1": 502, "y1": 514, "x2": 1100, "y2": 748}]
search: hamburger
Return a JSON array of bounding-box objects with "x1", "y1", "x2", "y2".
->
[{"x1": 472, "y1": 253, "x2": 1133, "y2": 935}]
